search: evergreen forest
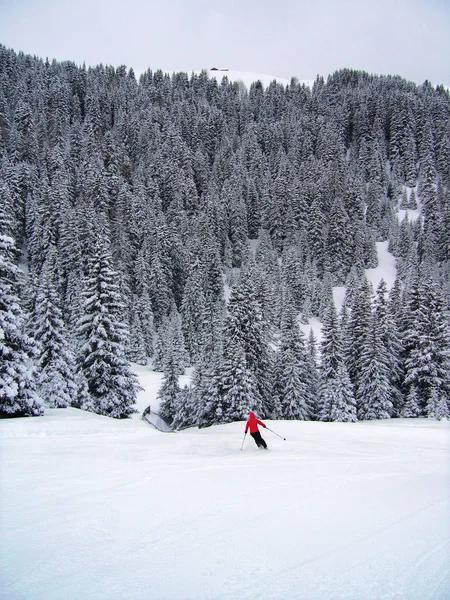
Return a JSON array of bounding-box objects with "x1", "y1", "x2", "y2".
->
[{"x1": 1, "y1": 45, "x2": 450, "y2": 425}]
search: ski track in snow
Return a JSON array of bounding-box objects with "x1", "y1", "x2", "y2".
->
[{"x1": 1, "y1": 404, "x2": 449, "y2": 600}]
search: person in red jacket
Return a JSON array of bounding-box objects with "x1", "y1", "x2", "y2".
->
[{"x1": 245, "y1": 412, "x2": 268, "y2": 449}]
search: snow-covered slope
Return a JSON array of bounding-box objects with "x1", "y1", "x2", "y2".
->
[
  {"x1": 1, "y1": 395, "x2": 449, "y2": 600},
  {"x1": 135, "y1": 67, "x2": 313, "y2": 89},
  {"x1": 206, "y1": 69, "x2": 309, "y2": 89},
  {"x1": 301, "y1": 239, "x2": 399, "y2": 345}
]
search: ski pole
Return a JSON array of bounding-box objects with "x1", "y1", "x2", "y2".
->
[
  {"x1": 240, "y1": 432, "x2": 247, "y2": 450},
  {"x1": 266, "y1": 427, "x2": 286, "y2": 441}
]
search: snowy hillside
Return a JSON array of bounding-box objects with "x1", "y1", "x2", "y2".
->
[
  {"x1": 206, "y1": 69, "x2": 298, "y2": 88},
  {"x1": 2, "y1": 49, "x2": 450, "y2": 600},
  {"x1": 135, "y1": 67, "x2": 312, "y2": 89},
  {"x1": 1, "y1": 383, "x2": 449, "y2": 600},
  {"x1": 301, "y1": 239, "x2": 398, "y2": 345}
]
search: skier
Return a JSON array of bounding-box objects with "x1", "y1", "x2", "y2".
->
[{"x1": 245, "y1": 412, "x2": 268, "y2": 449}]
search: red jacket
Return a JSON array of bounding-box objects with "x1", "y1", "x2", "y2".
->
[{"x1": 245, "y1": 412, "x2": 266, "y2": 434}]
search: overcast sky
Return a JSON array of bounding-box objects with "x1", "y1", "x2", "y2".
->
[{"x1": 0, "y1": 0, "x2": 449, "y2": 85}]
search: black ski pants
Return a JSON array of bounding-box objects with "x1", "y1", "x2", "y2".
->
[{"x1": 250, "y1": 431, "x2": 267, "y2": 449}]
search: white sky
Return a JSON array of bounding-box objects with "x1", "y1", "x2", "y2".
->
[{"x1": 0, "y1": 0, "x2": 449, "y2": 85}]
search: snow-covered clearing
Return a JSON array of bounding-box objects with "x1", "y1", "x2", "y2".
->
[
  {"x1": 134, "y1": 68, "x2": 311, "y2": 90},
  {"x1": 302, "y1": 240, "x2": 398, "y2": 344},
  {"x1": 365, "y1": 241, "x2": 397, "y2": 292},
  {"x1": 1, "y1": 380, "x2": 449, "y2": 600},
  {"x1": 206, "y1": 69, "x2": 292, "y2": 88}
]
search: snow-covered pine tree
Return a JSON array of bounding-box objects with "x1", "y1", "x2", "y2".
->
[
  {"x1": 181, "y1": 258, "x2": 206, "y2": 365},
  {"x1": 276, "y1": 292, "x2": 313, "y2": 420},
  {"x1": 32, "y1": 246, "x2": 83, "y2": 408},
  {"x1": 0, "y1": 230, "x2": 43, "y2": 417},
  {"x1": 363, "y1": 228, "x2": 379, "y2": 269},
  {"x1": 320, "y1": 365, "x2": 357, "y2": 423},
  {"x1": 157, "y1": 355, "x2": 181, "y2": 426},
  {"x1": 153, "y1": 306, "x2": 188, "y2": 374},
  {"x1": 282, "y1": 245, "x2": 306, "y2": 313},
  {"x1": 374, "y1": 280, "x2": 404, "y2": 414},
  {"x1": 356, "y1": 312, "x2": 394, "y2": 421},
  {"x1": 324, "y1": 197, "x2": 354, "y2": 285},
  {"x1": 171, "y1": 385, "x2": 196, "y2": 430},
  {"x1": 343, "y1": 275, "x2": 373, "y2": 395},
  {"x1": 225, "y1": 266, "x2": 273, "y2": 416},
  {"x1": 400, "y1": 188, "x2": 409, "y2": 210},
  {"x1": 126, "y1": 297, "x2": 148, "y2": 365},
  {"x1": 319, "y1": 302, "x2": 356, "y2": 422},
  {"x1": 307, "y1": 194, "x2": 326, "y2": 277},
  {"x1": 426, "y1": 387, "x2": 449, "y2": 420},
  {"x1": 188, "y1": 301, "x2": 225, "y2": 429},
  {"x1": 320, "y1": 302, "x2": 346, "y2": 381},
  {"x1": 277, "y1": 346, "x2": 308, "y2": 420},
  {"x1": 408, "y1": 189, "x2": 418, "y2": 210},
  {"x1": 306, "y1": 329, "x2": 320, "y2": 420},
  {"x1": 223, "y1": 171, "x2": 249, "y2": 268},
  {"x1": 77, "y1": 224, "x2": 139, "y2": 418},
  {"x1": 148, "y1": 229, "x2": 173, "y2": 324},
  {"x1": 219, "y1": 332, "x2": 263, "y2": 423},
  {"x1": 196, "y1": 360, "x2": 225, "y2": 428},
  {"x1": 400, "y1": 384, "x2": 421, "y2": 418},
  {"x1": 402, "y1": 269, "x2": 450, "y2": 414},
  {"x1": 133, "y1": 243, "x2": 155, "y2": 358},
  {"x1": 152, "y1": 323, "x2": 166, "y2": 372}
]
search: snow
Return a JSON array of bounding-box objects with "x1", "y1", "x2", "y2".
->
[
  {"x1": 1, "y1": 371, "x2": 449, "y2": 600},
  {"x1": 206, "y1": 69, "x2": 315, "y2": 90},
  {"x1": 301, "y1": 241, "x2": 398, "y2": 344},
  {"x1": 300, "y1": 316, "x2": 323, "y2": 345},
  {"x1": 133, "y1": 362, "x2": 192, "y2": 414},
  {"x1": 207, "y1": 69, "x2": 291, "y2": 89},
  {"x1": 398, "y1": 208, "x2": 422, "y2": 223},
  {"x1": 134, "y1": 68, "x2": 313, "y2": 90},
  {"x1": 365, "y1": 241, "x2": 397, "y2": 292}
]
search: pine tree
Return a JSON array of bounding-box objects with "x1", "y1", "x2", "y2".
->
[
  {"x1": 219, "y1": 333, "x2": 263, "y2": 423},
  {"x1": 158, "y1": 357, "x2": 181, "y2": 426},
  {"x1": 344, "y1": 276, "x2": 373, "y2": 394},
  {"x1": 126, "y1": 298, "x2": 148, "y2": 365},
  {"x1": 196, "y1": 361, "x2": 225, "y2": 428},
  {"x1": 33, "y1": 247, "x2": 82, "y2": 408},
  {"x1": 277, "y1": 346, "x2": 309, "y2": 420},
  {"x1": 374, "y1": 280, "x2": 403, "y2": 414},
  {"x1": 223, "y1": 171, "x2": 248, "y2": 268},
  {"x1": 408, "y1": 189, "x2": 418, "y2": 210},
  {"x1": 400, "y1": 384, "x2": 421, "y2": 418},
  {"x1": 356, "y1": 318, "x2": 394, "y2": 421},
  {"x1": 77, "y1": 227, "x2": 139, "y2": 418},
  {"x1": 171, "y1": 385, "x2": 196, "y2": 430},
  {"x1": 225, "y1": 267, "x2": 273, "y2": 416},
  {"x1": 319, "y1": 302, "x2": 356, "y2": 422},
  {"x1": 320, "y1": 365, "x2": 357, "y2": 423},
  {"x1": 306, "y1": 329, "x2": 320, "y2": 419},
  {"x1": 324, "y1": 197, "x2": 354, "y2": 284},
  {"x1": 426, "y1": 387, "x2": 449, "y2": 420},
  {"x1": 277, "y1": 294, "x2": 313, "y2": 420},
  {"x1": 400, "y1": 188, "x2": 409, "y2": 209},
  {"x1": 307, "y1": 194, "x2": 326, "y2": 276},
  {"x1": 0, "y1": 232, "x2": 43, "y2": 417},
  {"x1": 402, "y1": 269, "x2": 450, "y2": 414},
  {"x1": 181, "y1": 259, "x2": 206, "y2": 365},
  {"x1": 153, "y1": 307, "x2": 188, "y2": 375}
]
